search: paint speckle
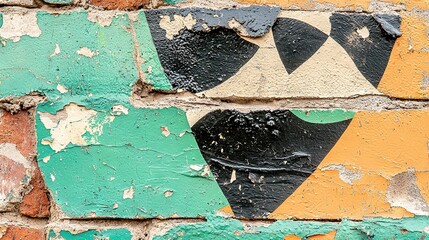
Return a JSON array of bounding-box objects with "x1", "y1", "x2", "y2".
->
[
  {"x1": 77, "y1": 47, "x2": 98, "y2": 58},
  {"x1": 113, "y1": 203, "x2": 119, "y2": 209},
  {"x1": 123, "y1": 187, "x2": 134, "y2": 199},
  {"x1": 56, "y1": 84, "x2": 68, "y2": 94},
  {"x1": 164, "y1": 190, "x2": 174, "y2": 197},
  {"x1": 50, "y1": 173, "x2": 56, "y2": 182},
  {"x1": 161, "y1": 126, "x2": 170, "y2": 137},
  {"x1": 50, "y1": 44, "x2": 61, "y2": 58},
  {"x1": 230, "y1": 170, "x2": 237, "y2": 184},
  {"x1": 42, "y1": 156, "x2": 51, "y2": 163}
]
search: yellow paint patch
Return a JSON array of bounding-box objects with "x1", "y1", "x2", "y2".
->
[
  {"x1": 378, "y1": 14, "x2": 429, "y2": 99},
  {"x1": 271, "y1": 110, "x2": 429, "y2": 220}
]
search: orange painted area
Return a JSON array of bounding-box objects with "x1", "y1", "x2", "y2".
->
[
  {"x1": 271, "y1": 110, "x2": 429, "y2": 220},
  {"x1": 308, "y1": 230, "x2": 337, "y2": 240},
  {"x1": 217, "y1": 205, "x2": 234, "y2": 216},
  {"x1": 284, "y1": 235, "x2": 302, "y2": 240},
  {"x1": 378, "y1": 14, "x2": 429, "y2": 99},
  {"x1": 236, "y1": 0, "x2": 428, "y2": 10}
]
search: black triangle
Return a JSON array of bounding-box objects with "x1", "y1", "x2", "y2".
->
[{"x1": 272, "y1": 18, "x2": 329, "y2": 74}]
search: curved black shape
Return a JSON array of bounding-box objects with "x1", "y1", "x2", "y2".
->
[
  {"x1": 272, "y1": 18, "x2": 329, "y2": 74},
  {"x1": 145, "y1": 10, "x2": 260, "y2": 93},
  {"x1": 192, "y1": 110, "x2": 351, "y2": 218},
  {"x1": 330, "y1": 13, "x2": 399, "y2": 88}
]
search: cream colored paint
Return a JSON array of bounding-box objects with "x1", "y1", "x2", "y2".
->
[
  {"x1": 50, "y1": 44, "x2": 61, "y2": 59},
  {"x1": 278, "y1": 11, "x2": 332, "y2": 35},
  {"x1": 56, "y1": 84, "x2": 68, "y2": 94},
  {"x1": 39, "y1": 103, "x2": 98, "y2": 152},
  {"x1": 77, "y1": 47, "x2": 98, "y2": 58},
  {"x1": 159, "y1": 14, "x2": 196, "y2": 40},
  {"x1": 123, "y1": 187, "x2": 134, "y2": 199},
  {"x1": 0, "y1": 12, "x2": 41, "y2": 42},
  {"x1": 228, "y1": 19, "x2": 249, "y2": 36},
  {"x1": 87, "y1": 10, "x2": 117, "y2": 27}
]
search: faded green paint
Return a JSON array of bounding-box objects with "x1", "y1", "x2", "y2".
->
[
  {"x1": 155, "y1": 216, "x2": 429, "y2": 239},
  {"x1": 164, "y1": 0, "x2": 186, "y2": 4},
  {"x1": 37, "y1": 105, "x2": 228, "y2": 218},
  {"x1": 48, "y1": 229, "x2": 132, "y2": 240},
  {"x1": 134, "y1": 12, "x2": 172, "y2": 91},
  {"x1": 291, "y1": 109, "x2": 356, "y2": 124},
  {"x1": 43, "y1": 0, "x2": 74, "y2": 4},
  {"x1": 0, "y1": 11, "x2": 170, "y2": 111}
]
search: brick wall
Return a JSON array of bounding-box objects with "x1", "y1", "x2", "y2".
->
[{"x1": 0, "y1": 0, "x2": 428, "y2": 239}]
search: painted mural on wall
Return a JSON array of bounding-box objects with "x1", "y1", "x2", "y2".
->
[{"x1": 1, "y1": 4, "x2": 429, "y2": 224}]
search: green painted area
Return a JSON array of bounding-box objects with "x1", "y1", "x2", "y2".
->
[
  {"x1": 135, "y1": 12, "x2": 172, "y2": 91},
  {"x1": 0, "y1": 11, "x2": 170, "y2": 111},
  {"x1": 48, "y1": 229, "x2": 132, "y2": 240},
  {"x1": 37, "y1": 105, "x2": 228, "y2": 218},
  {"x1": 164, "y1": 0, "x2": 186, "y2": 4},
  {"x1": 43, "y1": 0, "x2": 74, "y2": 4},
  {"x1": 291, "y1": 109, "x2": 356, "y2": 124},
  {"x1": 154, "y1": 216, "x2": 429, "y2": 239}
]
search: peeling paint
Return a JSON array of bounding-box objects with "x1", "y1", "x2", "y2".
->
[
  {"x1": 321, "y1": 164, "x2": 361, "y2": 184},
  {"x1": 76, "y1": 47, "x2": 98, "y2": 58},
  {"x1": 0, "y1": 12, "x2": 41, "y2": 42},
  {"x1": 159, "y1": 14, "x2": 196, "y2": 40}
]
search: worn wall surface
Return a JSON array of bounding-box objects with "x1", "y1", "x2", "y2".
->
[{"x1": 0, "y1": 0, "x2": 429, "y2": 239}]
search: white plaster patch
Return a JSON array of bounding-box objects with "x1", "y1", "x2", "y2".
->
[
  {"x1": 230, "y1": 170, "x2": 237, "y2": 183},
  {"x1": 77, "y1": 47, "x2": 98, "y2": 58},
  {"x1": 56, "y1": 84, "x2": 68, "y2": 94},
  {"x1": 357, "y1": 27, "x2": 370, "y2": 39},
  {"x1": 50, "y1": 173, "x2": 56, "y2": 182},
  {"x1": 161, "y1": 126, "x2": 170, "y2": 137},
  {"x1": 0, "y1": 143, "x2": 31, "y2": 168},
  {"x1": 50, "y1": 44, "x2": 61, "y2": 58},
  {"x1": 386, "y1": 170, "x2": 429, "y2": 215},
  {"x1": 87, "y1": 10, "x2": 117, "y2": 27},
  {"x1": 123, "y1": 187, "x2": 134, "y2": 199},
  {"x1": 190, "y1": 164, "x2": 204, "y2": 171},
  {"x1": 42, "y1": 156, "x2": 51, "y2": 164},
  {"x1": 159, "y1": 14, "x2": 196, "y2": 40},
  {"x1": 164, "y1": 190, "x2": 173, "y2": 198},
  {"x1": 38, "y1": 103, "x2": 98, "y2": 152},
  {"x1": 321, "y1": 164, "x2": 361, "y2": 184},
  {"x1": 0, "y1": 12, "x2": 41, "y2": 42},
  {"x1": 112, "y1": 105, "x2": 129, "y2": 115}
]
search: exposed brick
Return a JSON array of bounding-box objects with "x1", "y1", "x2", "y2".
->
[
  {"x1": 20, "y1": 166, "x2": 50, "y2": 218},
  {"x1": 0, "y1": 226, "x2": 44, "y2": 240}
]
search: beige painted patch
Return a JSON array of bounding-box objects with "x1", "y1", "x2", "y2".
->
[
  {"x1": 186, "y1": 109, "x2": 213, "y2": 127},
  {"x1": 50, "y1": 44, "x2": 61, "y2": 58},
  {"x1": 56, "y1": 84, "x2": 68, "y2": 94},
  {"x1": 87, "y1": 10, "x2": 117, "y2": 27},
  {"x1": 112, "y1": 105, "x2": 129, "y2": 115},
  {"x1": 123, "y1": 187, "x2": 134, "y2": 199},
  {"x1": 164, "y1": 190, "x2": 174, "y2": 197},
  {"x1": 386, "y1": 171, "x2": 429, "y2": 215},
  {"x1": 357, "y1": 27, "x2": 370, "y2": 39},
  {"x1": 161, "y1": 126, "x2": 170, "y2": 137},
  {"x1": 159, "y1": 14, "x2": 196, "y2": 40},
  {"x1": 38, "y1": 103, "x2": 98, "y2": 152},
  {"x1": 42, "y1": 156, "x2": 51, "y2": 164},
  {"x1": 321, "y1": 164, "x2": 361, "y2": 184},
  {"x1": 228, "y1": 19, "x2": 249, "y2": 36},
  {"x1": 278, "y1": 11, "x2": 332, "y2": 35},
  {"x1": 0, "y1": 143, "x2": 31, "y2": 169},
  {"x1": 77, "y1": 47, "x2": 98, "y2": 58},
  {"x1": 0, "y1": 12, "x2": 41, "y2": 42}
]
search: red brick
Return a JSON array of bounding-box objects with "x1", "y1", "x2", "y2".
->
[
  {"x1": 0, "y1": 226, "x2": 44, "y2": 240},
  {"x1": 20, "y1": 166, "x2": 51, "y2": 218}
]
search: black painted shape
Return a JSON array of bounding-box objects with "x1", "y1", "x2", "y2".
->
[
  {"x1": 373, "y1": 14, "x2": 402, "y2": 38},
  {"x1": 192, "y1": 110, "x2": 351, "y2": 218},
  {"x1": 330, "y1": 13, "x2": 399, "y2": 88},
  {"x1": 145, "y1": 20, "x2": 259, "y2": 93},
  {"x1": 272, "y1": 18, "x2": 329, "y2": 74}
]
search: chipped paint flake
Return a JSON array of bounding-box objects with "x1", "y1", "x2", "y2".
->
[
  {"x1": 50, "y1": 173, "x2": 56, "y2": 182},
  {"x1": 77, "y1": 47, "x2": 98, "y2": 58},
  {"x1": 42, "y1": 156, "x2": 50, "y2": 163},
  {"x1": 357, "y1": 27, "x2": 370, "y2": 39},
  {"x1": 38, "y1": 103, "x2": 98, "y2": 152},
  {"x1": 190, "y1": 164, "x2": 204, "y2": 171},
  {"x1": 123, "y1": 187, "x2": 134, "y2": 199},
  {"x1": 87, "y1": 10, "x2": 116, "y2": 27},
  {"x1": 50, "y1": 44, "x2": 61, "y2": 58},
  {"x1": 159, "y1": 14, "x2": 196, "y2": 40},
  {"x1": 164, "y1": 190, "x2": 173, "y2": 197},
  {"x1": 386, "y1": 170, "x2": 429, "y2": 215},
  {"x1": 56, "y1": 84, "x2": 68, "y2": 94},
  {"x1": 0, "y1": 12, "x2": 41, "y2": 42},
  {"x1": 321, "y1": 164, "x2": 361, "y2": 185},
  {"x1": 112, "y1": 105, "x2": 129, "y2": 115},
  {"x1": 161, "y1": 126, "x2": 170, "y2": 137}
]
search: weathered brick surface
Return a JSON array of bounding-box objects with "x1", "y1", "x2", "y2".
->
[
  {"x1": 90, "y1": 0, "x2": 151, "y2": 9},
  {"x1": 0, "y1": 226, "x2": 44, "y2": 240},
  {"x1": 20, "y1": 166, "x2": 50, "y2": 218}
]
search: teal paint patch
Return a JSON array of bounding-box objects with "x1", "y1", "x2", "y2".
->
[
  {"x1": 163, "y1": 0, "x2": 186, "y2": 4},
  {"x1": 134, "y1": 12, "x2": 172, "y2": 91},
  {"x1": 154, "y1": 216, "x2": 429, "y2": 239},
  {"x1": 48, "y1": 229, "x2": 132, "y2": 240},
  {"x1": 0, "y1": 13, "x2": 3, "y2": 28},
  {"x1": 0, "y1": 11, "x2": 171, "y2": 110},
  {"x1": 43, "y1": 0, "x2": 74, "y2": 4},
  {"x1": 37, "y1": 104, "x2": 228, "y2": 218},
  {"x1": 291, "y1": 109, "x2": 356, "y2": 124}
]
